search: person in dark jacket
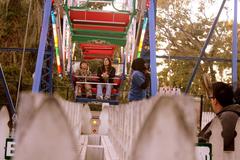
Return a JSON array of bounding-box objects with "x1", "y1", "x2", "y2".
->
[
  {"x1": 128, "y1": 58, "x2": 150, "y2": 102},
  {"x1": 96, "y1": 57, "x2": 116, "y2": 100},
  {"x1": 198, "y1": 82, "x2": 240, "y2": 151}
]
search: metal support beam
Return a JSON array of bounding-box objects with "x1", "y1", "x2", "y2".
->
[
  {"x1": 32, "y1": 0, "x2": 52, "y2": 93},
  {"x1": 185, "y1": 0, "x2": 227, "y2": 94},
  {"x1": 0, "y1": 48, "x2": 38, "y2": 53},
  {"x1": 148, "y1": 0, "x2": 158, "y2": 96},
  {"x1": 232, "y1": 0, "x2": 238, "y2": 91},
  {"x1": 157, "y1": 55, "x2": 240, "y2": 62},
  {"x1": 0, "y1": 64, "x2": 16, "y2": 118},
  {"x1": 40, "y1": 50, "x2": 53, "y2": 94}
]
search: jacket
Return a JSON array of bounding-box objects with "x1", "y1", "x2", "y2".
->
[
  {"x1": 74, "y1": 68, "x2": 91, "y2": 82},
  {"x1": 97, "y1": 66, "x2": 116, "y2": 83},
  {"x1": 198, "y1": 104, "x2": 240, "y2": 151}
]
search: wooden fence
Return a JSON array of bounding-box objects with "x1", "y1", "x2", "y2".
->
[
  {"x1": 201, "y1": 112, "x2": 215, "y2": 130},
  {"x1": 1, "y1": 93, "x2": 240, "y2": 160},
  {"x1": 106, "y1": 95, "x2": 197, "y2": 160},
  {"x1": 12, "y1": 93, "x2": 93, "y2": 160},
  {"x1": 106, "y1": 95, "x2": 240, "y2": 160}
]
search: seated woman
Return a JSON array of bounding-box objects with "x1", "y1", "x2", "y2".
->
[
  {"x1": 96, "y1": 57, "x2": 116, "y2": 100},
  {"x1": 74, "y1": 61, "x2": 92, "y2": 98}
]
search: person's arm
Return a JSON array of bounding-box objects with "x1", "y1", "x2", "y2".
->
[
  {"x1": 86, "y1": 70, "x2": 92, "y2": 81},
  {"x1": 133, "y1": 71, "x2": 145, "y2": 88},
  {"x1": 109, "y1": 67, "x2": 116, "y2": 78},
  {"x1": 198, "y1": 121, "x2": 212, "y2": 143},
  {"x1": 140, "y1": 72, "x2": 150, "y2": 89},
  {"x1": 220, "y1": 112, "x2": 238, "y2": 151},
  {"x1": 97, "y1": 67, "x2": 102, "y2": 77}
]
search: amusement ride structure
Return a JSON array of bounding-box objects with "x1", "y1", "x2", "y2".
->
[{"x1": 0, "y1": 0, "x2": 239, "y2": 159}]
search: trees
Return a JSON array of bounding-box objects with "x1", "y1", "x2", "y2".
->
[
  {"x1": 0, "y1": 1, "x2": 62, "y2": 105},
  {"x1": 156, "y1": 0, "x2": 239, "y2": 97},
  {"x1": 0, "y1": 0, "x2": 35, "y2": 105}
]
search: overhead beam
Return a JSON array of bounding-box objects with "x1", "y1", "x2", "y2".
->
[
  {"x1": 185, "y1": 0, "x2": 227, "y2": 94},
  {"x1": 0, "y1": 64, "x2": 16, "y2": 121},
  {"x1": 157, "y1": 55, "x2": 240, "y2": 63},
  {"x1": 0, "y1": 48, "x2": 38, "y2": 53}
]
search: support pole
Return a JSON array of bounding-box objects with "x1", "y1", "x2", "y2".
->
[
  {"x1": 32, "y1": 0, "x2": 52, "y2": 92},
  {"x1": 137, "y1": 17, "x2": 148, "y2": 58},
  {"x1": 121, "y1": 47, "x2": 126, "y2": 76},
  {"x1": 0, "y1": 64, "x2": 15, "y2": 118},
  {"x1": 49, "y1": 38, "x2": 54, "y2": 94},
  {"x1": 184, "y1": 0, "x2": 227, "y2": 94},
  {"x1": 51, "y1": 10, "x2": 62, "y2": 77},
  {"x1": 148, "y1": 0, "x2": 157, "y2": 96},
  {"x1": 232, "y1": 0, "x2": 238, "y2": 92}
]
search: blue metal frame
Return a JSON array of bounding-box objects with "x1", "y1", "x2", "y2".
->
[
  {"x1": 40, "y1": 50, "x2": 53, "y2": 94},
  {"x1": 148, "y1": 0, "x2": 158, "y2": 96},
  {"x1": 157, "y1": 55, "x2": 240, "y2": 62},
  {"x1": 232, "y1": 0, "x2": 238, "y2": 92},
  {"x1": 185, "y1": 0, "x2": 227, "y2": 94},
  {"x1": 32, "y1": 0, "x2": 52, "y2": 93},
  {"x1": 0, "y1": 48, "x2": 38, "y2": 53},
  {"x1": 0, "y1": 46, "x2": 53, "y2": 93},
  {"x1": 0, "y1": 64, "x2": 16, "y2": 118}
]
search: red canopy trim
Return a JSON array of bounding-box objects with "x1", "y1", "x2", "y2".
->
[
  {"x1": 80, "y1": 43, "x2": 117, "y2": 60},
  {"x1": 70, "y1": 10, "x2": 130, "y2": 27}
]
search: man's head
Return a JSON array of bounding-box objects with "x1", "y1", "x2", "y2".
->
[
  {"x1": 210, "y1": 82, "x2": 233, "y2": 113},
  {"x1": 132, "y1": 58, "x2": 146, "y2": 72}
]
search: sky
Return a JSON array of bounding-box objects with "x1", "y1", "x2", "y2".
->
[{"x1": 190, "y1": 0, "x2": 240, "y2": 22}]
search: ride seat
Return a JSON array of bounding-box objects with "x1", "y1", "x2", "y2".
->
[
  {"x1": 80, "y1": 43, "x2": 116, "y2": 60},
  {"x1": 91, "y1": 88, "x2": 119, "y2": 95},
  {"x1": 91, "y1": 76, "x2": 122, "y2": 95},
  {"x1": 70, "y1": 10, "x2": 130, "y2": 27},
  {"x1": 70, "y1": 10, "x2": 129, "y2": 33},
  {"x1": 68, "y1": 9, "x2": 130, "y2": 46},
  {"x1": 75, "y1": 75, "x2": 121, "y2": 97}
]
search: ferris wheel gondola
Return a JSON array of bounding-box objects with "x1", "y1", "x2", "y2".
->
[{"x1": 63, "y1": 0, "x2": 136, "y2": 104}]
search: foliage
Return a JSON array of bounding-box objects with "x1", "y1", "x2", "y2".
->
[
  {"x1": 156, "y1": 0, "x2": 240, "y2": 111},
  {"x1": 53, "y1": 74, "x2": 74, "y2": 101},
  {"x1": 156, "y1": 0, "x2": 239, "y2": 95},
  {"x1": 0, "y1": 64, "x2": 32, "y2": 106},
  {"x1": 0, "y1": 0, "x2": 42, "y2": 85}
]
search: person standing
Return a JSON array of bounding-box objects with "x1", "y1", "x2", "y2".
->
[{"x1": 128, "y1": 58, "x2": 150, "y2": 102}]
